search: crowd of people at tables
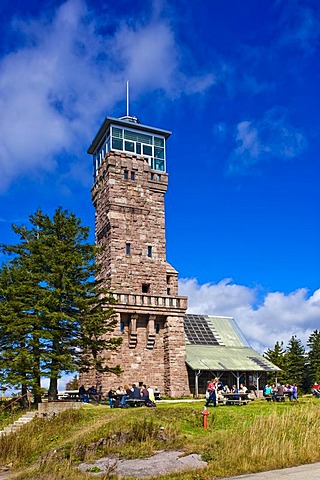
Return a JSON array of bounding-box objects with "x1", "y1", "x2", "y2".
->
[
  {"x1": 205, "y1": 378, "x2": 251, "y2": 407},
  {"x1": 78, "y1": 383, "x2": 158, "y2": 407},
  {"x1": 204, "y1": 378, "x2": 300, "y2": 407},
  {"x1": 108, "y1": 384, "x2": 157, "y2": 408},
  {"x1": 263, "y1": 383, "x2": 298, "y2": 401}
]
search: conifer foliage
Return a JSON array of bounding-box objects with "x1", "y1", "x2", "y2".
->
[
  {"x1": 307, "y1": 330, "x2": 320, "y2": 386},
  {"x1": 0, "y1": 208, "x2": 121, "y2": 402},
  {"x1": 264, "y1": 333, "x2": 320, "y2": 393},
  {"x1": 264, "y1": 341, "x2": 287, "y2": 384}
]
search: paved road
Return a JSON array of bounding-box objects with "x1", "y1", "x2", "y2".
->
[{"x1": 220, "y1": 462, "x2": 320, "y2": 480}]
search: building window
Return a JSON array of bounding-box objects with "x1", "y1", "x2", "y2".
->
[
  {"x1": 120, "y1": 321, "x2": 124, "y2": 333},
  {"x1": 167, "y1": 288, "x2": 171, "y2": 295},
  {"x1": 150, "y1": 173, "x2": 154, "y2": 180},
  {"x1": 125, "y1": 140, "x2": 134, "y2": 152},
  {"x1": 156, "y1": 323, "x2": 160, "y2": 334},
  {"x1": 147, "y1": 246, "x2": 152, "y2": 257},
  {"x1": 112, "y1": 137, "x2": 123, "y2": 150},
  {"x1": 142, "y1": 284, "x2": 150, "y2": 293},
  {"x1": 109, "y1": 125, "x2": 166, "y2": 172},
  {"x1": 126, "y1": 243, "x2": 131, "y2": 255},
  {"x1": 123, "y1": 170, "x2": 128, "y2": 180},
  {"x1": 131, "y1": 171, "x2": 135, "y2": 180},
  {"x1": 143, "y1": 145, "x2": 152, "y2": 156}
]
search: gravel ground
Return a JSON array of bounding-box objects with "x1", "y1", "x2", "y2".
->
[{"x1": 78, "y1": 450, "x2": 208, "y2": 477}]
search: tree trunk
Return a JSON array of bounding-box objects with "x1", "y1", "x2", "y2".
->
[{"x1": 48, "y1": 376, "x2": 58, "y2": 401}]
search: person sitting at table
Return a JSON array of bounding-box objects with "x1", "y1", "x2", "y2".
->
[
  {"x1": 289, "y1": 383, "x2": 298, "y2": 402},
  {"x1": 147, "y1": 386, "x2": 155, "y2": 403},
  {"x1": 272, "y1": 383, "x2": 284, "y2": 401},
  {"x1": 223, "y1": 384, "x2": 230, "y2": 393},
  {"x1": 116, "y1": 386, "x2": 127, "y2": 406},
  {"x1": 140, "y1": 385, "x2": 149, "y2": 403},
  {"x1": 239, "y1": 383, "x2": 248, "y2": 393},
  {"x1": 131, "y1": 384, "x2": 141, "y2": 399},
  {"x1": 124, "y1": 384, "x2": 132, "y2": 400},
  {"x1": 231, "y1": 385, "x2": 240, "y2": 400},
  {"x1": 87, "y1": 385, "x2": 99, "y2": 402},
  {"x1": 108, "y1": 388, "x2": 116, "y2": 408},
  {"x1": 263, "y1": 384, "x2": 273, "y2": 399}
]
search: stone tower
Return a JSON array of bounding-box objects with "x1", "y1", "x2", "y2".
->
[{"x1": 86, "y1": 115, "x2": 189, "y2": 396}]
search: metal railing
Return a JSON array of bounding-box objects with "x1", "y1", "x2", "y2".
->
[{"x1": 0, "y1": 392, "x2": 31, "y2": 424}]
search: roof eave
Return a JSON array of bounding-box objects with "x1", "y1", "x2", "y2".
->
[{"x1": 87, "y1": 116, "x2": 172, "y2": 154}]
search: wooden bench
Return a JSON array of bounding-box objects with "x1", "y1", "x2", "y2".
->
[
  {"x1": 224, "y1": 398, "x2": 249, "y2": 406},
  {"x1": 222, "y1": 393, "x2": 250, "y2": 406}
]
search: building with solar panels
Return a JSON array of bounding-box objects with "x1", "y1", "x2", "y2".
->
[
  {"x1": 81, "y1": 110, "x2": 280, "y2": 397},
  {"x1": 185, "y1": 314, "x2": 280, "y2": 396}
]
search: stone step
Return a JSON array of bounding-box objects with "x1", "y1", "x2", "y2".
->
[
  {"x1": 13, "y1": 418, "x2": 35, "y2": 426},
  {"x1": 0, "y1": 411, "x2": 37, "y2": 436}
]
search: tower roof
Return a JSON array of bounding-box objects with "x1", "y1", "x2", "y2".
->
[{"x1": 87, "y1": 116, "x2": 172, "y2": 154}]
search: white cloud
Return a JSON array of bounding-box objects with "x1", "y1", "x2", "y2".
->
[
  {"x1": 277, "y1": 0, "x2": 320, "y2": 55},
  {"x1": 0, "y1": 0, "x2": 215, "y2": 191},
  {"x1": 179, "y1": 277, "x2": 320, "y2": 353},
  {"x1": 227, "y1": 109, "x2": 306, "y2": 175}
]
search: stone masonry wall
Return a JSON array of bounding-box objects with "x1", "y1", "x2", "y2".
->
[
  {"x1": 92, "y1": 151, "x2": 176, "y2": 296},
  {"x1": 81, "y1": 311, "x2": 189, "y2": 397},
  {"x1": 163, "y1": 316, "x2": 190, "y2": 396}
]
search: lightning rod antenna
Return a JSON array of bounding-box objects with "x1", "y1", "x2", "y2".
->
[{"x1": 126, "y1": 80, "x2": 129, "y2": 117}]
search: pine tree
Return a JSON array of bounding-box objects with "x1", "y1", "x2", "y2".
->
[
  {"x1": 0, "y1": 207, "x2": 122, "y2": 402},
  {"x1": 307, "y1": 330, "x2": 320, "y2": 387},
  {"x1": 285, "y1": 336, "x2": 307, "y2": 391},
  {"x1": 0, "y1": 263, "x2": 45, "y2": 404},
  {"x1": 65, "y1": 375, "x2": 79, "y2": 390},
  {"x1": 264, "y1": 341, "x2": 286, "y2": 384}
]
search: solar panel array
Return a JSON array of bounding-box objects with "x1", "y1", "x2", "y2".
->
[
  {"x1": 248, "y1": 356, "x2": 274, "y2": 371},
  {"x1": 184, "y1": 315, "x2": 221, "y2": 346}
]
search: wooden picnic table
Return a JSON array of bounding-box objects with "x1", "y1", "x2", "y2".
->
[
  {"x1": 125, "y1": 398, "x2": 146, "y2": 407},
  {"x1": 222, "y1": 392, "x2": 250, "y2": 405}
]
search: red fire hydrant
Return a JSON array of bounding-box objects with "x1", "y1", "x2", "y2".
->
[{"x1": 202, "y1": 406, "x2": 209, "y2": 429}]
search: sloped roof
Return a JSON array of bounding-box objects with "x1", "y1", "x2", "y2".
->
[
  {"x1": 184, "y1": 314, "x2": 280, "y2": 372},
  {"x1": 186, "y1": 345, "x2": 280, "y2": 371}
]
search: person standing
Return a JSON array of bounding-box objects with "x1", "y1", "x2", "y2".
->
[{"x1": 205, "y1": 378, "x2": 217, "y2": 407}]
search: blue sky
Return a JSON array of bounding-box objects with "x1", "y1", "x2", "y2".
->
[{"x1": 0, "y1": 0, "x2": 319, "y2": 359}]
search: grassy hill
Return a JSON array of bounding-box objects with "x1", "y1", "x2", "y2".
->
[{"x1": 1, "y1": 398, "x2": 320, "y2": 479}]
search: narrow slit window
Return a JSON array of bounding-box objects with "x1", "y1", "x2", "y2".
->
[
  {"x1": 131, "y1": 171, "x2": 135, "y2": 180},
  {"x1": 126, "y1": 243, "x2": 131, "y2": 255},
  {"x1": 124, "y1": 170, "x2": 129, "y2": 180},
  {"x1": 147, "y1": 246, "x2": 152, "y2": 257}
]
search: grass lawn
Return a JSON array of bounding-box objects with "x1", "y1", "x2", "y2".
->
[{"x1": 0, "y1": 397, "x2": 320, "y2": 479}]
